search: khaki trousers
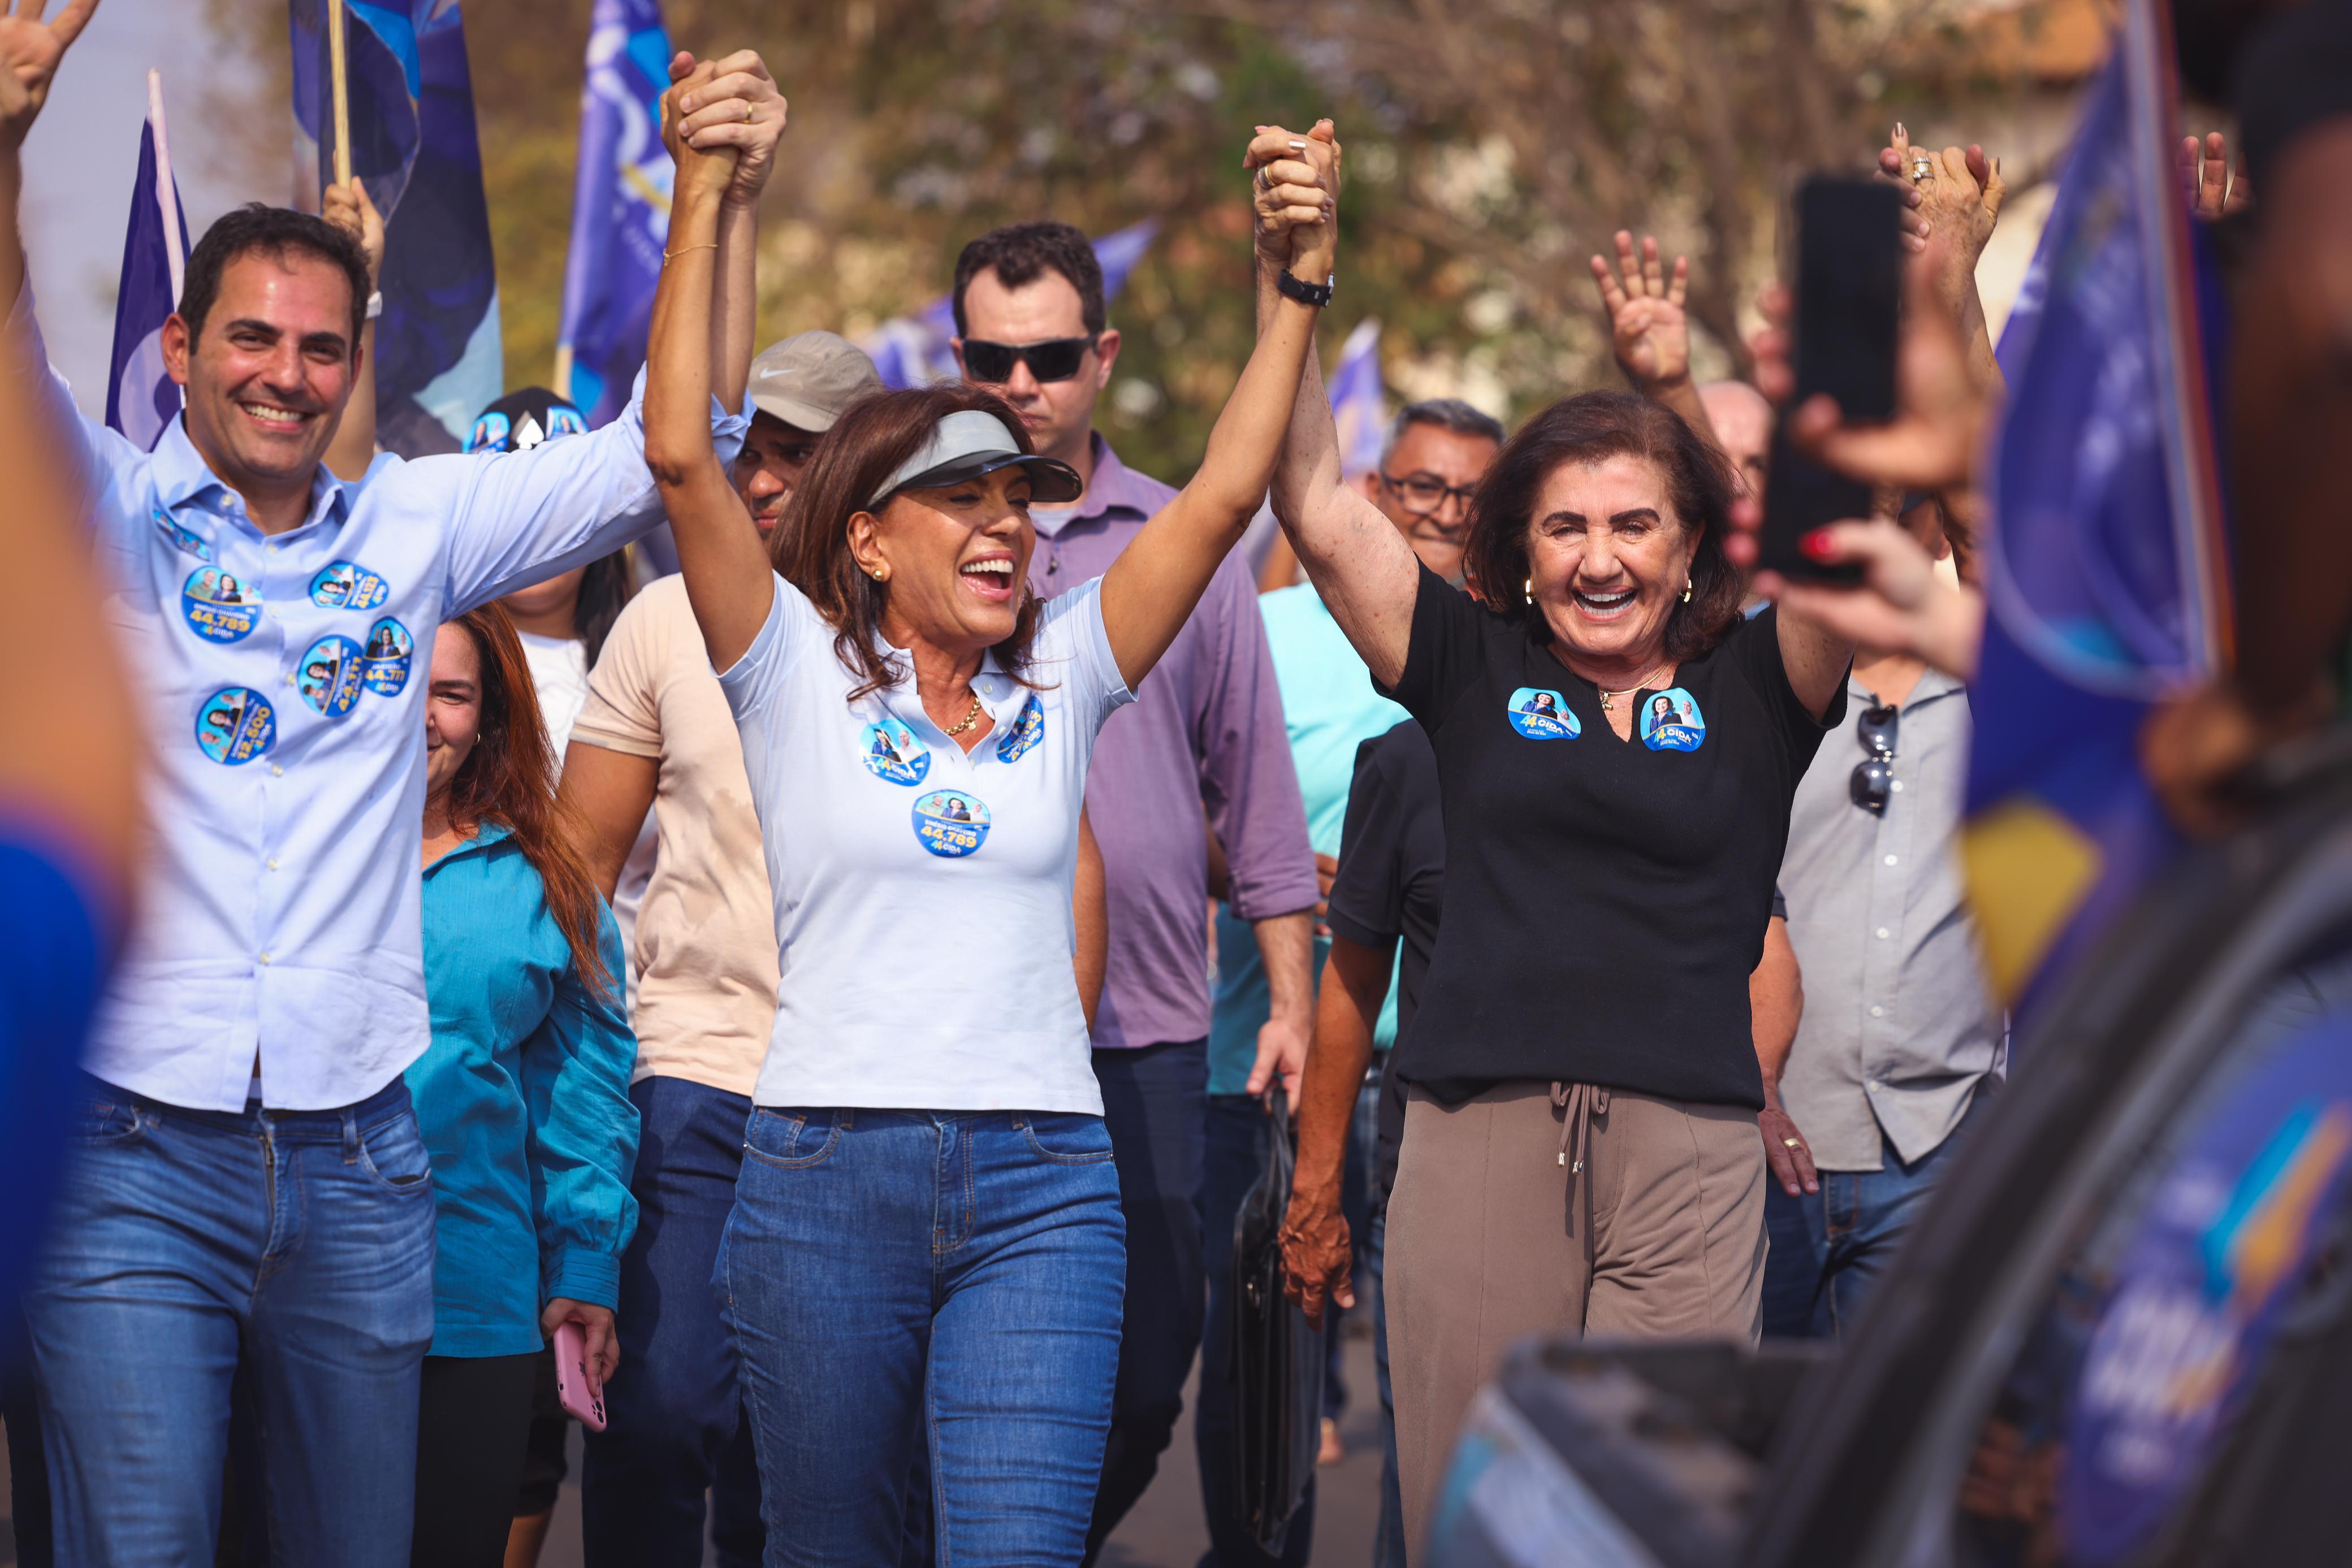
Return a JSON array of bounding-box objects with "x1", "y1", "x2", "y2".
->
[{"x1": 1385, "y1": 1081, "x2": 1766, "y2": 1561}]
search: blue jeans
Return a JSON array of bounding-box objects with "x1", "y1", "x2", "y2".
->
[
  {"x1": 1086, "y1": 1039, "x2": 1209, "y2": 1556},
  {"x1": 582, "y1": 1076, "x2": 764, "y2": 1568},
  {"x1": 718, "y1": 1107, "x2": 1126, "y2": 1567},
  {"x1": 1194, "y1": 1093, "x2": 1315, "y2": 1567},
  {"x1": 1767, "y1": 1082, "x2": 1994, "y2": 1337},
  {"x1": 22, "y1": 1075, "x2": 438, "y2": 1566}
]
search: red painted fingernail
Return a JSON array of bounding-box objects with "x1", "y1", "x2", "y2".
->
[{"x1": 1801, "y1": 529, "x2": 1835, "y2": 558}]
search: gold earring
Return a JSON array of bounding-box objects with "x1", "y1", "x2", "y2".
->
[
  {"x1": 1524, "y1": 577, "x2": 1533, "y2": 603},
  {"x1": 1681, "y1": 581, "x2": 1692, "y2": 603}
]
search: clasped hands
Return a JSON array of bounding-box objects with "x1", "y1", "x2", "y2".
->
[{"x1": 1246, "y1": 119, "x2": 1341, "y2": 284}]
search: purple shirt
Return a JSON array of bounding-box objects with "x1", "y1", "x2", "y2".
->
[{"x1": 1029, "y1": 435, "x2": 1317, "y2": 1050}]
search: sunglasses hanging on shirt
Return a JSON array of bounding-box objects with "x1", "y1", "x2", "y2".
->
[
  {"x1": 961, "y1": 336, "x2": 1096, "y2": 385},
  {"x1": 1849, "y1": 703, "x2": 1899, "y2": 815}
]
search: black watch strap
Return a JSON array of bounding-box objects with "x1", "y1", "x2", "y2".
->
[{"x1": 1276, "y1": 270, "x2": 1335, "y2": 308}]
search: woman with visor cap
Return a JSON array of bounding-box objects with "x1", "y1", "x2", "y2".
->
[{"x1": 639, "y1": 86, "x2": 1343, "y2": 1564}]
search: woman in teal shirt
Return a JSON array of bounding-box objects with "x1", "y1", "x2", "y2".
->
[{"x1": 409, "y1": 603, "x2": 640, "y2": 1567}]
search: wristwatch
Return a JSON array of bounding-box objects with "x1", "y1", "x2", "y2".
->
[{"x1": 1276, "y1": 270, "x2": 1334, "y2": 308}]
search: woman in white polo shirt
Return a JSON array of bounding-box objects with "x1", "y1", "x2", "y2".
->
[{"x1": 640, "y1": 105, "x2": 1342, "y2": 1561}]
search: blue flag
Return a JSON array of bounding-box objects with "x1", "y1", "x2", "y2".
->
[
  {"x1": 288, "y1": 0, "x2": 503, "y2": 456},
  {"x1": 1962, "y1": 2, "x2": 2232, "y2": 1024},
  {"x1": 556, "y1": 0, "x2": 673, "y2": 428},
  {"x1": 863, "y1": 220, "x2": 1161, "y2": 390},
  {"x1": 106, "y1": 73, "x2": 189, "y2": 452}
]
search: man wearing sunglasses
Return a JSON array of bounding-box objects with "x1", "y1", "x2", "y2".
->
[
  {"x1": 950, "y1": 220, "x2": 1320, "y2": 1556},
  {"x1": 1768, "y1": 497, "x2": 2003, "y2": 1339}
]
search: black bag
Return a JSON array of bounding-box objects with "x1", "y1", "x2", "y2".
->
[{"x1": 1228, "y1": 1091, "x2": 1326, "y2": 1553}]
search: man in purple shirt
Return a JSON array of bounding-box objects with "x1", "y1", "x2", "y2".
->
[{"x1": 953, "y1": 222, "x2": 1319, "y2": 1553}]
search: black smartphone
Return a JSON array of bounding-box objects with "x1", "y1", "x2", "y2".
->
[{"x1": 1757, "y1": 176, "x2": 1903, "y2": 582}]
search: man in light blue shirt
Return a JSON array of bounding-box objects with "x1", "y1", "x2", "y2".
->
[
  {"x1": 0, "y1": 16, "x2": 772, "y2": 1562},
  {"x1": 1197, "y1": 397, "x2": 1501, "y2": 1563}
]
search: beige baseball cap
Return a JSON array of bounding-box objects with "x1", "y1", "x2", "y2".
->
[{"x1": 746, "y1": 331, "x2": 884, "y2": 432}]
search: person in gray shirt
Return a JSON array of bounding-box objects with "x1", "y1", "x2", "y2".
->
[{"x1": 1765, "y1": 611, "x2": 2004, "y2": 1337}]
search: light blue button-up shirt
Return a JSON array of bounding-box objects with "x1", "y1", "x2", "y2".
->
[{"x1": 34, "y1": 327, "x2": 745, "y2": 1112}]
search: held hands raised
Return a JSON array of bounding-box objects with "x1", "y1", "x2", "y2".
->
[
  {"x1": 660, "y1": 59, "x2": 743, "y2": 209},
  {"x1": 1590, "y1": 231, "x2": 1693, "y2": 393},
  {"x1": 1246, "y1": 120, "x2": 1341, "y2": 282},
  {"x1": 665, "y1": 48, "x2": 786, "y2": 209}
]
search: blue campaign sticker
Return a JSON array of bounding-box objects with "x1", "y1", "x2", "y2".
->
[
  {"x1": 995, "y1": 694, "x2": 1045, "y2": 763},
  {"x1": 1639, "y1": 687, "x2": 1707, "y2": 752},
  {"x1": 309, "y1": 560, "x2": 390, "y2": 611},
  {"x1": 859, "y1": 717, "x2": 930, "y2": 786},
  {"x1": 180, "y1": 567, "x2": 261, "y2": 644},
  {"x1": 153, "y1": 508, "x2": 213, "y2": 561},
  {"x1": 912, "y1": 790, "x2": 992, "y2": 858},
  {"x1": 465, "y1": 410, "x2": 511, "y2": 453},
  {"x1": 194, "y1": 687, "x2": 275, "y2": 765},
  {"x1": 360, "y1": 617, "x2": 414, "y2": 697},
  {"x1": 2061, "y1": 1013, "x2": 2352, "y2": 1562},
  {"x1": 295, "y1": 635, "x2": 366, "y2": 718},
  {"x1": 1505, "y1": 687, "x2": 1580, "y2": 740}
]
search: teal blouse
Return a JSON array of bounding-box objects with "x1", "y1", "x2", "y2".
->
[{"x1": 411, "y1": 822, "x2": 639, "y2": 1358}]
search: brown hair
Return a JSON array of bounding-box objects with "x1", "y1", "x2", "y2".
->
[
  {"x1": 1460, "y1": 391, "x2": 1744, "y2": 663},
  {"x1": 952, "y1": 221, "x2": 1106, "y2": 337},
  {"x1": 769, "y1": 383, "x2": 1045, "y2": 701},
  {"x1": 438, "y1": 604, "x2": 614, "y2": 1000}
]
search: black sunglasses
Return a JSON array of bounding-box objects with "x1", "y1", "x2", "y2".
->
[
  {"x1": 961, "y1": 336, "x2": 1096, "y2": 385},
  {"x1": 1850, "y1": 703, "x2": 1899, "y2": 815}
]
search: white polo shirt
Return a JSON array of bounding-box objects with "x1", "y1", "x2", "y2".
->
[{"x1": 718, "y1": 574, "x2": 1133, "y2": 1113}]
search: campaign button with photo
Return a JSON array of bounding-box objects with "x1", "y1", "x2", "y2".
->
[
  {"x1": 859, "y1": 718, "x2": 930, "y2": 786},
  {"x1": 180, "y1": 567, "x2": 261, "y2": 644},
  {"x1": 360, "y1": 617, "x2": 414, "y2": 697},
  {"x1": 994, "y1": 694, "x2": 1045, "y2": 763},
  {"x1": 1638, "y1": 686, "x2": 1707, "y2": 752},
  {"x1": 296, "y1": 635, "x2": 366, "y2": 718},
  {"x1": 194, "y1": 687, "x2": 275, "y2": 766},
  {"x1": 1506, "y1": 687, "x2": 1580, "y2": 740},
  {"x1": 154, "y1": 509, "x2": 213, "y2": 561},
  {"x1": 309, "y1": 560, "x2": 391, "y2": 611},
  {"x1": 912, "y1": 790, "x2": 992, "y2": 858}
]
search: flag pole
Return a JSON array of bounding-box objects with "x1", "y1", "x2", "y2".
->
[
  {"x1": 327, "y1": 0, "x2": 352, "y2": 187},
  {"x1": 145, "y1": 71, "x2": 184, "y2": 306}
]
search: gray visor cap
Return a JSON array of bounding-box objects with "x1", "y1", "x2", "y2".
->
[{"x1": 866, "y1": 410, "x2": 1083, "y2": 509}]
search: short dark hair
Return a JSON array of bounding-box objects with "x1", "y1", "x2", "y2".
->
[
  {"x1": 179, "y1": 203, "x2": 371, "y2": 350},
  {"x1": 1461, "y1": 391, "x2": 1743, "y2": 664},
  {"x1": 1384, "y1": 397, "x2": 1506, "y2": 462},
  {"x1": 951, "y1": 222, "x2": 1105, "y2": 338}
]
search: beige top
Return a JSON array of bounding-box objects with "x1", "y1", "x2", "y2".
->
[{"x1": 572, "y1": 575, "x2": 778, "y2": 1097}]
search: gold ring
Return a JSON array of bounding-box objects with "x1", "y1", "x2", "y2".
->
[
  {"x1": 744, "y1": 101, "x2": 755, "y2": 123},
  {"x1": 1910, "y1": 154, "x2": 1934, "y2": 183},
  {"x1": 1781, "y1": 1137, "x2": 1801, "y2": 1147}
]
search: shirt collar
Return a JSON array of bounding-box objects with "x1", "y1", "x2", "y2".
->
[
  {"x1": 864, "y1": 631, "x2": 1029, "y2": 730},
  {"x1": 424, "y1": 819, "x2": 514, "y2": 875},
  {"x1": 1034, "y1": 432, "x2": 1155, "y2": 535},
  {"x1": 150, "y1": 414, "x2": 354, "y2": 535},
  {"x1": 1851, "y1": 665, "x2": 1968, "y2": 711}
]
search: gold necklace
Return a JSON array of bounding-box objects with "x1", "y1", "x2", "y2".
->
[
  {"x1": 1596, "y1": 661, "x2": 1672, "y2": 712},
  {"x1": 942, "y1": 692, "x2": 986, "y2": 735}
]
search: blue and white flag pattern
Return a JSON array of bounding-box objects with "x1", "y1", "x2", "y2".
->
[
  {"x1": 288, "y1": 0, "x2": 502, "y2": 456},
  {"x1": 106, "y1": 72, "x2": 189, "y2": 453},
  {"x1": 556, "y1": 0, "x2": 673, "y2": 428}
]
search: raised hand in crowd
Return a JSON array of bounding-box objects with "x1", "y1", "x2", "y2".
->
[
  {"x1": 668, "y1": 47, "x2": 789, "y2": 211},
  {"x1": 320, "y1": 175, "x2": 386, "y2": 480},
  {"x1": 1590, "y1": 230, "x2": 1725, "y2": 451},
  {"x1": 0, "y1": 0, "x2": 98, "y2": 307},
  {"x1": 1878, "y1": 126, "x2": 2008, "y2": 392},
  {"x1": 2180, "y1": 129, "x2": 2251, "y2": 219}
]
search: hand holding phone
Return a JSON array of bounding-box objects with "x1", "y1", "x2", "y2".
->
[
  {"x1": 552, "y1": 1319, "x2": 608, "y2": 1432},
  {"x1": 1758, "y1": 176, "x2": 1904, "y2": 583}
]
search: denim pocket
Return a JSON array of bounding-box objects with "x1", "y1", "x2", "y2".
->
[
  {"x1": 742, "y1": 1108, "x2": 843, "y2": 1170},
  {"x1": 1019, "y1": 1112, "x2": 1114, "y2": 1164},
  {"x1": 356, "y1": 1112, "x2": 435, "y2": 1196},
  {"x1": 71, "y1": 1097, "x2": 146, "y2": 1147}
]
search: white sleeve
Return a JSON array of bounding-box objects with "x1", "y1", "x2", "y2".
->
[
  {"x1": 8, "y1": 282, "x2": 148, "y2": 557},
  {"x1": 1035, "y1": 578, "x2": 1136, "y2": 734},
  {"x1": 714, "y1": 572, "x2": 827, "y2": 721},
  {"x1": 430, "y1": 367, "x2": 751, "y2": 614}
]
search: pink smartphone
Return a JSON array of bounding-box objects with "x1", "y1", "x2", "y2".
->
[{"x1": 552, "y1": 1320, "x2": 608, "y2": 1432}]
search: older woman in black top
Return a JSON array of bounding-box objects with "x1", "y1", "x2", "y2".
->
[{"x1": 1252, "y1": 136, "x2": 1850, "y2": 1557}]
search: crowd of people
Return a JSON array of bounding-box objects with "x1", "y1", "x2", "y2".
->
[{"x1": 2, "y1": 0, "x2": 2349, "y2": 1565}]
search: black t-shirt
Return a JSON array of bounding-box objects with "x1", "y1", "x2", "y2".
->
[
  {"x1": 1383, "y1": 564, "x2": 1843, "y2": 1110},
  {"x1": 1326, "y1": 720, "x2": 1445, "y2": 1200}
]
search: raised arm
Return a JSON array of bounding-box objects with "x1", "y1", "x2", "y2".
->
[
  {"x1": 1095, "y1": 122, "x2": 1338, "y2": 692},
  {"x1": 1590, "y1": 231, "x2": 1727, "y2": 453},
  {"x1": 641, "y1": 66, "x2": 772, "y2": 674},
  {"x1": 667, "y1": 47, "x2": 785, "y2": 414},
  {"x1": 1256, "y1": 139, "x2": 1420, "y2": 689},
  {"x1": 321, "y1": 177, "x2": 385, "y2": 482}
]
